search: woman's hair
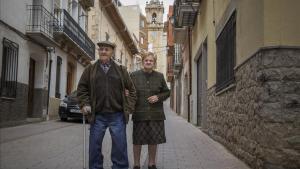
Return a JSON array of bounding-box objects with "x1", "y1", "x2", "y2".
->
[{"x1": 141, "y1": 51, "x2": 157, "y2": 63}]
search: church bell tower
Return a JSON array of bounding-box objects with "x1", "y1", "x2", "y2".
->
[{"x1": 145, "y1": 0, "x2": 167, "y2": 77}]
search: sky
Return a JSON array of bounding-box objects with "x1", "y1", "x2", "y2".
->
[{"x1": 120, "y1": 0, "x2": 174, "y2": 22}]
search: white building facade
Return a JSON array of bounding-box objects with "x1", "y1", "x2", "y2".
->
[{"x1": 0, "y1": 0, "x2": 95, "y2": 127}]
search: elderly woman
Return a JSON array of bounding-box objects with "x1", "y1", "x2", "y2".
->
[{"x1": 130, "y1": 52, "x2": 170, "y2": 169}]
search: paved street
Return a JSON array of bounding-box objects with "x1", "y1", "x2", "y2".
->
[{"x1": 0, "y1": 103, "x2": 250, "y2": 169}]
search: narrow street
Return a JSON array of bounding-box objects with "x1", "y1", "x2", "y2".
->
[{"x1": 0, "y1": 102, "x2": 250, "y2": 169}]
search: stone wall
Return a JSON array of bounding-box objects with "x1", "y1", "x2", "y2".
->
[{"x1": 207, "y1": 47, "x2": 300, "y2": 169}]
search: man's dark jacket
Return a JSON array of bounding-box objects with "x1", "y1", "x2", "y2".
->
[{"x1": 77, "y1": 59, "x2": 137, "y2": 123}]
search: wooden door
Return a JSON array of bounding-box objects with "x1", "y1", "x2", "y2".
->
[{"x1": 27, "y1": 58, "x2": 35, "y2": 117}]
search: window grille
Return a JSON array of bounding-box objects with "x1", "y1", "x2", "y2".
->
[
  {"x1": 216, "y1": 12, "x2": 236, "y2": 92},
  {"x1": 1, "y1": 38, "x2": 19, "y2": 98}
]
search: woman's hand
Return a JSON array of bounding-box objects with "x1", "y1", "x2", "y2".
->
[{"x1": 147, "y1": 95, "x2": 159, "y2": 104}]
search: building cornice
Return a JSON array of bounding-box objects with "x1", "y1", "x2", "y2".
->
[{"x1": 102, "y1": 0, "x2": 139, "y2": 55}]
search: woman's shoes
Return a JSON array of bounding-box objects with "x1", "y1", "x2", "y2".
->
[
  {"x1": 148, "y1": 165, "x2": 157, "y2": 169},
  {"x1": 133, "y1": 165, "x2": 157, "y2": 169}
]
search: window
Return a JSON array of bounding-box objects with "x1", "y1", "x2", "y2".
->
[
  {"x1": 140, "y1": 37, "x2": 144, "y2": 44},
  {"x1": 140, "y1": 20, "x2": 144, "y2": 28},
  {"x1": 120, "y1": 51, "x2": 123, "y2": 64},
  {"x1": 105, "y1": 32, "x2": 110, "y2": 41},
  {"x1": 55, "y1": 56, "x2": 62, "y2": 98},
  {"x1": 67, "y1": 0, "x2": 72, "y2": 13},
  {"x1": 114, "y1": 0, "x2": 122, "y2": 6},
  {"x1": 54, "y1": 0, "x2": 60, "y2": 9},
  {"x1": 216, "y1": 12, "x2": 236, "y2": 92},
  {"x1": 151, "y1": 32, "x2": 157, "y2": 39},
  {"x1": 152, "y1": 13, "x2": 157, "y2": 23},
  {"x1": 78, "y1": 7, "x2": 85, "y2": 30},
  {"x1": 92, "y1": 34, "x2": 96, "y2": 40},
  {"x1": 0, "y1": 38, "x2": 19, "y2": 98}
]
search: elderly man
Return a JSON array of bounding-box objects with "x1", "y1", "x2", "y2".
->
[{"x1": 77, "y1": 40, "x2": 136, "y2": 169}]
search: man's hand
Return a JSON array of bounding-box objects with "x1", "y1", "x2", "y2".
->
[
  {"x1": 81, "y1": 105, "x2": 91, "y2": 115},
  {"x1": 125, "y1": 89, "x2": 129, "y2": 97},
  {"x1": 147, "y1": 95, "x2": 159, "y2": 104}
]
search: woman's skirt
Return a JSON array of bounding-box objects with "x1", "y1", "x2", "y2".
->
[{"x1": 132, "y1": 120, "x2": 166, "y2": 145}]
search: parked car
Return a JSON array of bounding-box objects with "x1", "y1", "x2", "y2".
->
[{"x1": 58, "y1": 91, "x2": 82, "y2": 121}]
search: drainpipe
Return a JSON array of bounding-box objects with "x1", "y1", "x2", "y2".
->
[
  {"x1": 46, "y1": 47, "x2": 54, "y2": 121},
  {"x1": 187, "y1": 27, "x2": 192, "y2": 123}
]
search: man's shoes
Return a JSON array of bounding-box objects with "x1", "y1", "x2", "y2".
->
[
  {"x1": 148, "y1": 165, "x2": 157, "y2": 169},
  {"x1": 133, "y1": 166, "x2": 140, "y2": 169}
]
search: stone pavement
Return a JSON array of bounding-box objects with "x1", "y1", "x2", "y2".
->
[
  {"x1": 0, "y1": 102, "x2": 251, "y2": 169},
  {"x1": 150, "y1": 104, "x2": 250, "y2": 169}
]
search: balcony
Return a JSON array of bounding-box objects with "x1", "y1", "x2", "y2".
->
[
  {"x1": 173, "y1": 0, "x2": 200, "y2": 27},
  {"x1": 167, "y1": 64, "x2": 174, "y2": 82},
  {"x1": 26, "y1": 5, "x2": 58, "y2": 47},
  {"x1": 174, "y1": 60, "x2": 182, "y2": 72},
  {"x1": 167, "y1": 46, "x2": 174, "y2": 82},
  {"x1": 79, "y1": 0, "x2": 94, "y2": 9},
  {"x1": 54, "y1": 9, "x2": 95, "y2": 60},
  {"x1": 174, "y1": 27, "x2": 187, "y2": 43},
  {"x1": 173, "y1": 43, "x2": 182, "y2": 76}
]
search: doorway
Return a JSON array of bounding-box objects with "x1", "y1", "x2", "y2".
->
[
  {"x1": 66, "y1": 62, "x2": 75, "y2": 95},
  {"x1": 196, "y1": 41, "x2": 208, "y2": 127},
  {"x1": 197, "y1": 56, "x2": 203, "y2": 126},
  {"x1": 27, "y1": 58, "x2": 35, "y2": 117},
  {"x1": 176, "y1": 73, "x2": 182, "y2": 115}
]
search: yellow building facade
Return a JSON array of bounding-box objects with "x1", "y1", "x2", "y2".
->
[
  {"x1": 193, "y1": 0, "x2": 300, "y2": 88},
  {"x1": 172, "y1": 0, "x2": 300, "y2": 168},
  {"x1": 88, "y1": 0, "x2": 138, "y2": 71}
]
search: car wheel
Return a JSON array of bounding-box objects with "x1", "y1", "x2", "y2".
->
[{"x1": 61, "y1": 117, "x2": 68, "y2": 121}]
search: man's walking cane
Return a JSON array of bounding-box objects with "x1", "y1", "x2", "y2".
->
[{"x1": 83, "y1": 114, "x2": 87, "y2": 169}]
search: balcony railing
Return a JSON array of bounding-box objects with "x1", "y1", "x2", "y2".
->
[
  {"x1": 54, "y1": 9, "x2": 95, "y2": 60},
  {"x1": 26, "y1": 5, "x2": 58, "y2": 46},
  {"x1": 173, "y1": 0, "x2": 200, "y2": 27},
  {"x1": 174, "y1": 43, "x2": 182, "y2": 67}
]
